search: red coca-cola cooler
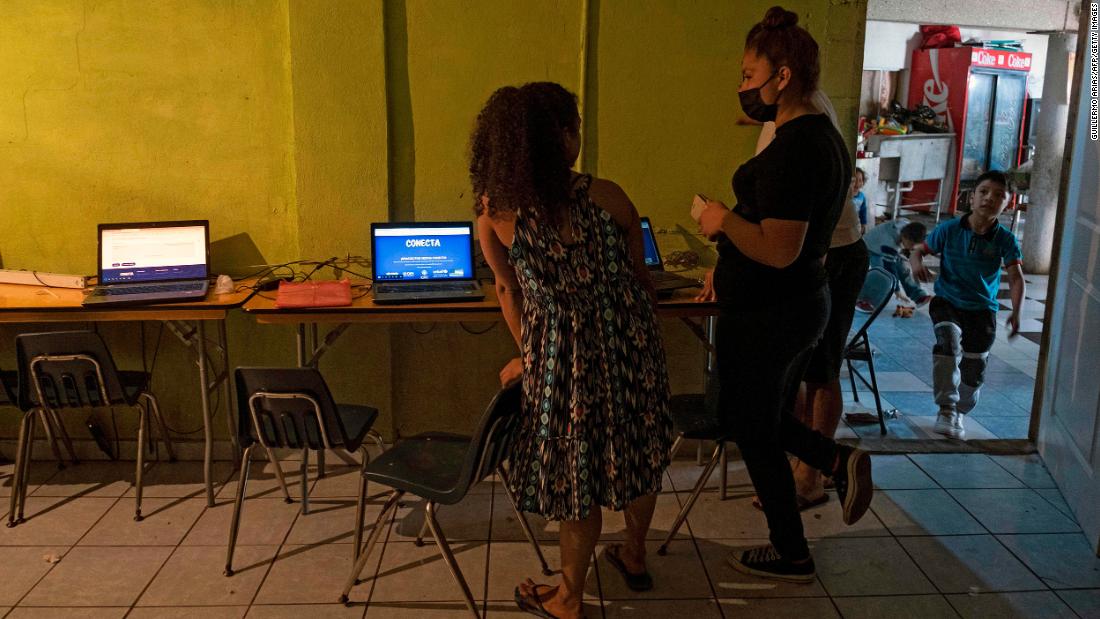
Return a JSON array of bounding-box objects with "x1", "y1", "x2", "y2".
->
[{"x1": 907, "y1": 47, "x2": 1032, "y2": 214}]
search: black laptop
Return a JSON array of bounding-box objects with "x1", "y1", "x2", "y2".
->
[
  {"x1": 370, "y1": 222, "x2": 485, "y2": 304},
  {"x1": 83, "y1": 220, "x2": 210, "y2": 306},
  {"x1": 640, "y1": 217, "x2": 701, "y2": 295}
]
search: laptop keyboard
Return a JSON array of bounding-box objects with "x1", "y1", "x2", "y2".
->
[
  {"x1": 651, "y1": 271, "x2": 690, "y2": 283},
  {"x1": 94, "y1": 282, "x2": 205, "y2": 296},
  {"x1": 377, "y1": 282, "x2": 478, "y2": 293}
]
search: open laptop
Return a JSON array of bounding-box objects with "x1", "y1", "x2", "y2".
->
[
  {"x1": 83, "y1": 220, "x2": 210, "y2": 306},
  {"x1": 371, "y1": 222, "x2": 485, "y2": 304},
  {"x1": 640, "y1": 217, "x2": 701, "y2": 295}
]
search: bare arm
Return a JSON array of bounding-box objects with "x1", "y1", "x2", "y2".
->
[
  {"x1": 1005, "y1": 263, "x2": 1025, "y2": 336},
  {"x1": 477, "y1": 213, "x2": 524, "y2": 349},
  {"x1": 697, "y1": 201, "x2": 808, "y2": 269},
  {"x1": 720, "y1": 211, "x2": 808, "y2": 269},
  {"x1": 910, "y1": 244, "x2": 934, "y2": 283},
  {"x1": 588, "y1": 178, "x2": 658, "y2": 304}
]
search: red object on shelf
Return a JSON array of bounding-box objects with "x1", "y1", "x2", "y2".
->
[
  {"x1": 907, "y1": 47, "x2": 1031, "y2": 215},
  {"x1": 275, "y1": 279, "x2": 353, "y2": 308},
  {"x1": 919, "y1": 25, "x2": 962, "y2": 49}
]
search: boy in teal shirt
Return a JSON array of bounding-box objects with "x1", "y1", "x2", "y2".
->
[{"x1": 910, "y1": 171, "x2": 1025, "y2": 439}]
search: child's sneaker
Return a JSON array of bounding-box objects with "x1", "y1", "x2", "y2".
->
[
  {"x1": 833, "y1": 445, "x2": 873, "y2": 525},
  {"x1": 727, "y1": 545, "x2": 816, "y2": 583},
  {"x1": 915, "y1": 294, "x2": 932, "y2": 308},
  {"x1": 855, "y1": 300, "x2": 875, "y2": 314},
  {"x1": 934, "y1": 409, "x2": 965, "y2": 439}
]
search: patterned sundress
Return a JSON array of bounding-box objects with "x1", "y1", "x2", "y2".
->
[{"x1": 507, "y1": 175, "x2": 673, "y2": 521}]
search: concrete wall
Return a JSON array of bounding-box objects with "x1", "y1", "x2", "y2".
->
[
  {"x1": 0, "y1": 0, "x2": 868, "y2": 450},
  {"x1": 867, "y1": 0, "x2": 1080, "y2": 32},
  {"x1": 863, "y1": 21, "x2": 1050, "y2": 95}
]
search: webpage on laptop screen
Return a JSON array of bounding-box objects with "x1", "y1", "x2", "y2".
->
[
  {"x1": 101, "y1": 226, "x2": 207, "y2": 284},
  {"x1": 374, "y1": 226, "x2": 472, "y2": 281}
]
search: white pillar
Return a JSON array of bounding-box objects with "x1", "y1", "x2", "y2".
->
[{"x1": 1023, "y1": 32, "x2": 1077, "y2": 273}]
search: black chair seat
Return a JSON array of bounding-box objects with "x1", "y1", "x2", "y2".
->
[
  {"x1": 336, "y1": 403, "x2": 380, "y2": 452},
  {"x1": 670, "y1": 394, "x2": 726, "y2": 441},
  {"x1": 118, "y1": 371, "x2": 150, "y2": 405},
  {"x1": 364, "y1": 433, "x2": 471, "y2": 505},
  {"x1": 0, "y1": 370, "x2": 16, "y2": 405},
  {"x1": 844, "y1": 345, "x2": 872, "y2": 362}
]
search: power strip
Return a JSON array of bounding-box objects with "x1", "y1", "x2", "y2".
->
[{"x1": 0, "y1": 269, "x2": 86, "y2": 289}]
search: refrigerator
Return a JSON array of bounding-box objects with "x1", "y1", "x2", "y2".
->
[{"x1": 906, "y1": 47, "x2": 1031, "y2": 215}]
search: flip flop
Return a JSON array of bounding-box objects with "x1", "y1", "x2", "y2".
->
[
  {"x1": 514, "y1": 584, "x2": 560, "y2": 619},
  {"x1": 604, "y1": 544, "x2": 654, "y2": 592},
  {"x1": 751, "y1": 493, "x2": 830, "y2": 512}
]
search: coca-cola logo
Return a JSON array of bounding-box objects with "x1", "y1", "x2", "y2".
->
[
  {"x1": 971, "y1": 50, "x2": 1030, "y2": 70},
  {"x1": 974, "y1": 50, "x2": 999, "y2": 66},
  {"x1": 922, "y1": 49, "x2": 953, "y2": 131}
]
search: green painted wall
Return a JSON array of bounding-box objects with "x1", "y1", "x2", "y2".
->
[{"x1": 0, "y1": 0, "x2": 867, "y2": 450}]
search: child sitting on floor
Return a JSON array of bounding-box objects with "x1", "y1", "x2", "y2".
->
[{"x1": 856, "y1": 218, "x2": 930, "y2": 312}]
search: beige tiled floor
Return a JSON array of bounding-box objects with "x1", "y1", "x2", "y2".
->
[{"x1": 0, "y1": 453, "x2": 1096, "y2": 618}]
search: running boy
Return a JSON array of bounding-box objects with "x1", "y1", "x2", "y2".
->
[{"x1": 910, "y1": 170, "x2": 1025, "y2": 439}]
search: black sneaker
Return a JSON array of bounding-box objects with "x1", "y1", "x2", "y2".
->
[
  {"x1": 834, "y1": 445, "x2": 873, "y2": 525},
  {"x1": 726, "y1": 545, "x2": 816, "y2": 583}
]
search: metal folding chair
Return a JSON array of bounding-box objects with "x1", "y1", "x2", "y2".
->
[
  {"x1": 844, "y1": 266, "x2": 899, "y2": 435},
  {"x1": 8, "y1": 331, "x2": 175, "y2": 526},
  {"x1": 339, "y1": 384, "x2": 549, "y2": 618},
  {"x1": 658, "y1": 377, "x2": 729, "y2": 556},
  {"x1": 225, "y1": 367, "x2": 385, "y2": 576}
]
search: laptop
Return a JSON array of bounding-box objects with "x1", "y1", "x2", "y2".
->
[
  {"x1": 83, "y1": 220, "x2": 211, "y2": 306},
  {"x1": 640, "y1": 217, "x2": 701, "y2": 295},
  {"x1": 371, "y1": 222, "x2": 486, "y2": 304}
]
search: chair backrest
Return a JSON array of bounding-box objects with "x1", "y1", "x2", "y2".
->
[
  {"x1": 847, "y1": 266, "x2": 898, "y2": 347},
  {"x1": 234, "y1": 367, "x2": 347, "y2": 451},
  {"x1": 452, "y1": 383, "x2": 523, "y2": 495},
  {"x1": 15, "y1": 331, "x2": 127, "y2": 411}
]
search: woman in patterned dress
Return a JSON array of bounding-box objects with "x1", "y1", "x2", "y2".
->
[{"x1": 470, "y1": 82, "x2": 673, "y2": 619}]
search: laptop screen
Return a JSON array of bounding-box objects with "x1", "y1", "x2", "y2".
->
[
  {"x1": 371, "y1": 222, "x2": 475, "y2": 282},
  {"x1": 99, "y1": 222, "x2": 209, "y2": 284},
  {"x1": 639, "y1": 217, "x2": 662, "y2": 269}
]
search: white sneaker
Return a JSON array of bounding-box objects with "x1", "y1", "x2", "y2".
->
[{"x1": 933, "y1": 410, "x2": 965, "y2": 439}]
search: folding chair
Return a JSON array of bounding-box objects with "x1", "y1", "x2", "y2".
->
[
  {"x1": 844, "y1": 266, "x2": 899, "y2": 435},
  {"x1": 8, "y1": 331, "x2": 175, "y2": 526},
  {"x1": 225, "y1": 367, "x2": 385, "y2": 576},
  {"x1": 658, "y1": 381, "x2": 729, "y2": 556},
  {"x1": 339, "y1": 384, "x2": 550, "y2": 618}
]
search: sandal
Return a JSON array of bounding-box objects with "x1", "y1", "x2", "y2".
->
[
  {"x1": 604, "y1": 544, "x2": 654, "y2": 592},
  {"x1": 751, "y1": 493, "x2": 829, "y2": 512},
  {"x1": 514, "y1": 584, "x2": 560, "y2": 618}
]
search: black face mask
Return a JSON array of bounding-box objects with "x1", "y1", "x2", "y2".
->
[{"x1": 739, "y1": 71, "x2": 780, "y2": 122}]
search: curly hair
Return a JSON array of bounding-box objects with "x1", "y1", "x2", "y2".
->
[
  {"x1": 469, "y1": 82, "x2": 580, "y2": 222},
  {"x1": 745, "y1": 6, "x2": 820, "y2": 99}
]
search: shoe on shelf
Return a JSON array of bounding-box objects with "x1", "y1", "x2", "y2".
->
[
  {"x1": 934, "y1": 409, "x2": 965, "y2": 439},
  {"x1": 833, "y1": 445, "x2": 873, "y2": 526},
  {"x1": 855, "y1": 300, "x2": 875, "y2": 314},
  {"x1": 727, "y1": 545, "x2": 816, "y2": 584}
]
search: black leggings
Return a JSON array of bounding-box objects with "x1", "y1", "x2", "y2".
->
[{"x1": 716, "y1": 285, "x2": 839, "y2": 560}]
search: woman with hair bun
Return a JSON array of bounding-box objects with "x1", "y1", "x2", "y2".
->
[
  {"x1": 695, "y1": 6, "x2": 875, "y2": 582},
  {"x1": 472, "y1": 82, "x2": 673, "y2": 618}
]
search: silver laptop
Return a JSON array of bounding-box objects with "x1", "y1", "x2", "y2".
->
[
  {"x1": 371, "y1": 222, "x2": 485, "y2": 304},
  {"x1": 640, "y1": 217, "x2": 701, "y2": 295},
  {"x1": 83, "y1": 220, "x2": 210, "y2": 306}
]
